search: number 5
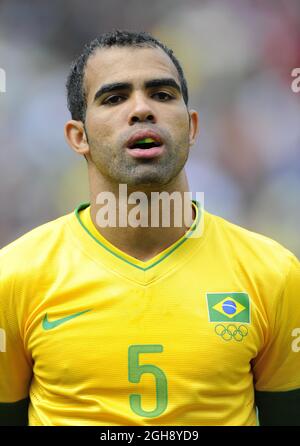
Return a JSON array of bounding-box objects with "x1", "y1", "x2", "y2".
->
[{"x1": 128, "y1": 344, "x2": 168, "y2": 418}]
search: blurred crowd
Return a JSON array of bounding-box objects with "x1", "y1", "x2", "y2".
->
[{"x1": 0, "y1": 0, "x2": 299, "y2": 256}]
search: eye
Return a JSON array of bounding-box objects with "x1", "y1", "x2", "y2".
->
[
  {"x1": 103, "y1": 95, "x2": 126, "y2": 105},
  {"x1": 152, "y1": 91, "x2": 174, "y2": 101}
]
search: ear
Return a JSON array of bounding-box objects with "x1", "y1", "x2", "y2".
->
[
  {"x1": 188, "y1": 109, "x2": 199, "y2": 147},
  {"x1": 64, "y1": 120, "x2": 90, "y2": 156}
]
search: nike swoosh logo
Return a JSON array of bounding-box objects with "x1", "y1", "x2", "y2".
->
[{"x1": 42, "y1": 309, "x2": 91, "y2": 330}]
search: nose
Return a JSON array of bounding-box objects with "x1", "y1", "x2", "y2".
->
[{"x1": 128, "y1": 92, "x2": 156, "y2": 125}]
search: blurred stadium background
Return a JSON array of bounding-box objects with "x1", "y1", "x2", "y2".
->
[{"x1": 0, "y1": 0, "x2": 299, "y2": 256}]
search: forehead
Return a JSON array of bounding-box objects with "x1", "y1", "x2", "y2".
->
[{"x1": 84, "y1": 46, "x2": 180, "y2": 100}]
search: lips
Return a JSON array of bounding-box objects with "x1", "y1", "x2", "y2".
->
[{"x1": 126, "y1": 130, "x2": 163, "y2": 149}]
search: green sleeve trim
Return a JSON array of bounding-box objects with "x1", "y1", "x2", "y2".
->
[
  {"x1": 255, "y1": 388, "x2": 300, "y2": 426},
  {"x1": 0, "y1": 397, "x2": 29, "y2": 426}
]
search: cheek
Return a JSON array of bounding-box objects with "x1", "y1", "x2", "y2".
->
[
  {"x1": 166, "y1": 110, "x2": 189, "y2": 141},
  {"x1": 86, "y1": 109, "x2": 116, "y2": 142},
  {"x1": 92, "y1": 123, "x2": 112, "y2": 141},
  {"x1": 168, "y1": 105, "x2": 188, "y2": 124}
]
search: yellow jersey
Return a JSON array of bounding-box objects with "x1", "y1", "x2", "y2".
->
[{"x1": 0, "y1": 201, "x2": 299, "y2": 425}]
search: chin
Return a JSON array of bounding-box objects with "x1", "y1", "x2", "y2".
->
[
  {"x1": 126, "y1": 170, "x2": 175, "y2": 187},
  {"x1": 126, "y1": 177, "x2": 167, "y2": 188},
  {"x1": 109, "y1": 159, "x2": 184, "y2": 188}
]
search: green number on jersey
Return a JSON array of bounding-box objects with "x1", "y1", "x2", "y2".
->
[{"x1": 128, "y1": 344, "x2": 168, "y2": 418}]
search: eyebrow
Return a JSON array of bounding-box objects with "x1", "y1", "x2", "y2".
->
[{"x1": 93, "y1": 78, "x2": 181, "y2": 102}]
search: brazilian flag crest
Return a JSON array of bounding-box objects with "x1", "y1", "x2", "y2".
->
[{"x1": 206, "y1": 292, "x2": 250, "y2": 323}]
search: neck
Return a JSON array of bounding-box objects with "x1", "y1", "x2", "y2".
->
[{"x1": 88, "y1": 164, "x2": 195, "y2": 262}]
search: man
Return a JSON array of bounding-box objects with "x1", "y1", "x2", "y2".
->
[{"x1": 0, "y1": 30, "x2": 299, "y2": 426}]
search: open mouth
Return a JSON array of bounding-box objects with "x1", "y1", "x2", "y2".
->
[{"x1": 128, "y1": 137, "x2": 162, "y2": 150}]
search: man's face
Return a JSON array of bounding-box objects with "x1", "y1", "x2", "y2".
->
[{"x1": 83, "y1": 46, "x2": 197, "y2": 187}]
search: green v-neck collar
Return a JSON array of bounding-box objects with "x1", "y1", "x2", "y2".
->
[{"x1": 74, "y1": 200, "x2": 202, "y2": 272}]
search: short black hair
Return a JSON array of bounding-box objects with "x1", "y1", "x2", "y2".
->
[{"x1": 66, "y1": 29, "x2": 189, "y2": 122}]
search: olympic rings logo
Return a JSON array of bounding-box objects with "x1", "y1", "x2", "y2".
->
[{"x1": 215, "y1": 324, "x2": 248, "y2": 341}]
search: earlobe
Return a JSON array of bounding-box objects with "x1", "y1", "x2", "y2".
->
[{"x1": 64, "y1": 120, "x2": 90, "y2": 156}]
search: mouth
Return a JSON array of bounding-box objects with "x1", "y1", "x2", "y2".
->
[{"x1": 126, "y1": 132, "x2": 164, "y2": 159}]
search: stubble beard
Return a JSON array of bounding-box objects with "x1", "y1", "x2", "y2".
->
[{"x1": 89, "y1": 138, "x2": 190, "y2": 188}]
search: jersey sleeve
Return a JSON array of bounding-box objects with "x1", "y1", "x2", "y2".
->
[
  {"x1": 252, "y1": 252, "x2": 300, "y2": 425},
  {"x1": 252, "y1": 252, "x2": 300, "y2": 391},
  {"x1": 0, "y1": 258, "x2": 32, "y2": 416}
]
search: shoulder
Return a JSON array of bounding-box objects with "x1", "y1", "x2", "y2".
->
[
  {"x1": 0, "y1": 211, "x2": 74, "y2": 279},
  {"x1": 204, "y1": 210, "x2": 298, "y2": 282}
]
